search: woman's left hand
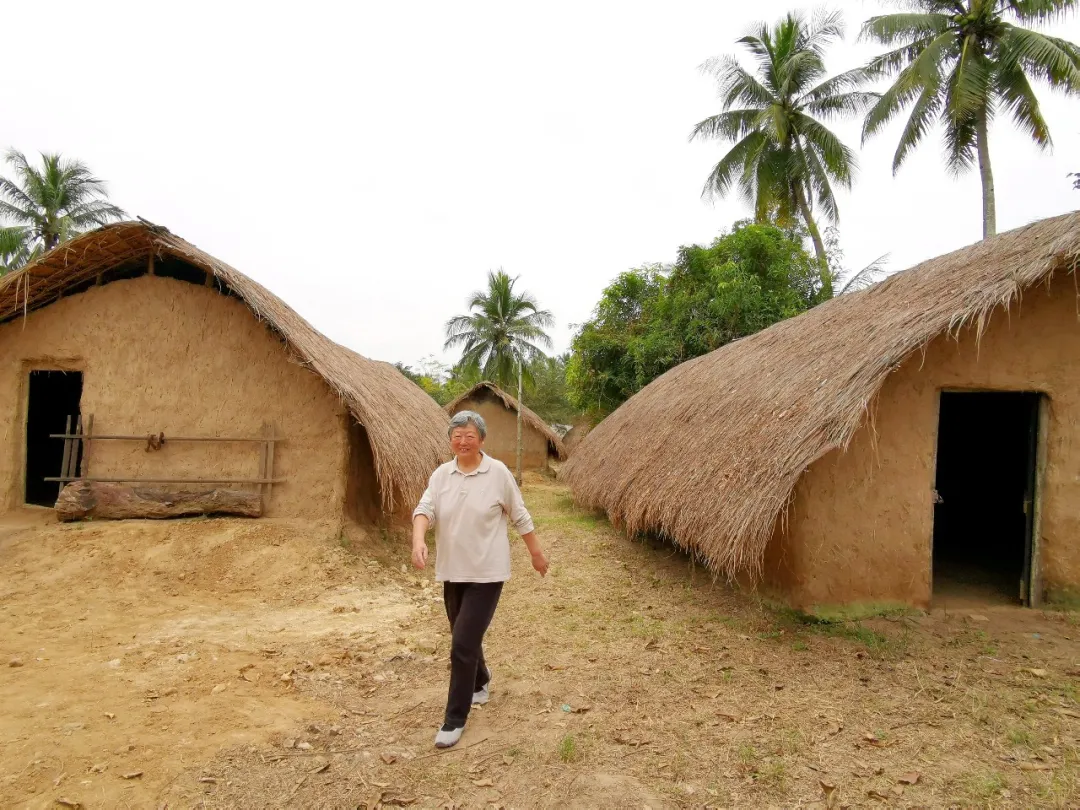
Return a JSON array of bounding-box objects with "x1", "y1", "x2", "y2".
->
[{"x1": 530, "y1": 550, "x2": 549, "y2": 577}]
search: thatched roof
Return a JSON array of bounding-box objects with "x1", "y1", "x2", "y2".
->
[
  {"x1": 0, "y1": 220, "x2": 450, "y2": 512},
  {"x1": 563, "y1": 211, "x2": 1080, "y2": 580},
  {"x1": 445, "y1": 382, "x2": 568, "y2": 460}
]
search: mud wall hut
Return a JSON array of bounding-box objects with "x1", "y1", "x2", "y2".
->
[
  {"x1": 0, "y1": 222, "x2": 449, "y2": 521},
  {"x1": 445, "y1": 382, "x2": 566, "y2": 471},
  {"x1": 563, "y1": 212, "x2": 1080, "y2": 611}
]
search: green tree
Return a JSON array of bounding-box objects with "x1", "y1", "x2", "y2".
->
[
  {"x1": 566, "y1": 266, "x2": 665, "y2": 414},
  {"x1": 690, "y1": 10, "x2": 876, "y2": 284},
  {"x1": 444, "y1": 269, "x2": 554, "y2": 389},
  {"x1": 525, "y1": 353, "x2": 579, "y2": 425},
  {"x1": 0, "y1": 150, "x2": 126, "y2": 273},
  {"x1": 567, "y1": 222, "x2": 819, "y2": 414},
  {"x1": 860, "y1": 1, "x2": 1080, "y2": 239}
]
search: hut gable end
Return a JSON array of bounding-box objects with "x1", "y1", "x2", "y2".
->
[
  {"x1": 0, "y1": 221, "x2": 450, "y2": 512},
  {"x1": 445, "y1": 382, "x2": 567, "y2": 460}
]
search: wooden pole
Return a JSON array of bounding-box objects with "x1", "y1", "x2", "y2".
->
[
  {"x1": 78, "y1": 414, "x2": 94, "y2": 478},
  {"x1": 515, "y1": 359, "x2": 523, "y2": 486},
  {"x1": 59, "y1": 415, "x2": 74, "y2": 486}
]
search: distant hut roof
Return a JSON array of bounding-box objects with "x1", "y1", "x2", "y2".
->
[
  {"x1": 445, "y1": 381, "x2": 568, "y2": 460},
  {"x1": 0, "y1": 220, "x2": 450, "y2": 512},
  {"x1": 563, "y1": 211, "x2": 1080, "y2": 580}
]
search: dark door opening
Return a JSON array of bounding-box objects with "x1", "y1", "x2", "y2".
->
[
  {"x1": 932, "y1": 391, "x2": 1039, "y2": 605},
  {"x1": 25, "y1": 370, "x2": 83, "y2": 507}
]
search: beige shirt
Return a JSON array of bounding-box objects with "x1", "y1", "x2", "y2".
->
[{"x1": 413, "y1": 453, "x2": 535, "y2": 583}]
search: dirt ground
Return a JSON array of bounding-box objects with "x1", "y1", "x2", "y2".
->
[{"x1": 1, "y1": 479, "x2": 1078, "y2": 809}]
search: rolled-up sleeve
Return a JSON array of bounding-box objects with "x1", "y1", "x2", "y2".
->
[
  {"x1": 503, "y1": 469, "x2": 535, "y2": 535},
  {"x1": 413, "y1": 484, "x2": 436, "y2": 523}
]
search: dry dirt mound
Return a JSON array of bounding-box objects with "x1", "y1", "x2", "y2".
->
[{"x1": 0, "y1": 512, "x2": 423, "y2": 809}]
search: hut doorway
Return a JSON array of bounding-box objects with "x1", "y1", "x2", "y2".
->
[
  {"x1": 25, "y1": 370, "x2": 83, "y2": 507},
  {"x1": 931, "y1": 391, "x2": 1040, "y2": 606}
]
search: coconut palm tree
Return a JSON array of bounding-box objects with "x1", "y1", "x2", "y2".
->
[
  {"x1": 0, "y1": 150, "x2": 125, "y2": 272},
  {"x1": 690, "y1": 10, "x2": 877, "y2": 288},
  {"x1": 443, "y1": 269, "x2": 554, "y2": 390},
  {"x1": 860, "y1": 1, "x2": 1080, "y2": 240}
]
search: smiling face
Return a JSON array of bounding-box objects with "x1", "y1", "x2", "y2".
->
[{"x1": 450, "y1": 424, "x2": 484, "y2": 461}]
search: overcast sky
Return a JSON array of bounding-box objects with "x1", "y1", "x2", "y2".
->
[{"x1": 5, "y1": 1, "x2": 1080, "y2": 369}]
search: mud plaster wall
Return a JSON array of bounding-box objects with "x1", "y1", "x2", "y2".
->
[
  {"x1": 761, "y1": 276, "x2": 1080, "y2": 609},
  {"x1": 0, "y1": 275, "x2": 354, "y2": 519},
  {"x1": 450, "y1": 396, "x2": 550, "y2": 470}
]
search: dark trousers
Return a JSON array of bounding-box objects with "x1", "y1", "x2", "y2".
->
[{"x1": 442, "y1": 581, "x2": 503, "y2": 727}]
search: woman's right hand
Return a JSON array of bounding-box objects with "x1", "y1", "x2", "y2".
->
[{"x1": 411, "y1": 542, "x2": 428, "y2": 569}]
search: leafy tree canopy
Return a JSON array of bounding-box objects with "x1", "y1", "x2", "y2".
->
[{"x1": 567, "y1": 221, "x2": 820, "y2": 415}]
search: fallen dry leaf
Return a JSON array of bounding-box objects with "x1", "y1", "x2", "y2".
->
[
  {"x1": 121, "y1": 771, "x2": 143, "y2": 780},
  {"x1": 103, "y1": 712, "x2": 115, "y2": 720},
  {"x1": 1054, "y1": 708, "x2": 1080, "y2": 720},
  {"x1": 867, "y1": 789, "x2": 890, "y2": 801},
  {"x1": 890, "y1": 785, "x2": 905, "y2": 797},
  {"x1": 898, "y1": 771, "x2": 921, "y2": 785},
  {"x1": 819, "y1": 779, "x2": 836, "y2": 794},
  {"x1": 380, "y1": 753, "x2": 397, "y2": 765},
  {"x1": 471, "y1": 778, "x2": 495, "y2": 787},
  {"x1": 1019, "y1": 761, "x2": 1053, "y2": 771},
  {"x1": 55, "y1": 799, "x2": 82, "y2": 809},
  {"x1": 1025, "y1": 668, "x2": 1049, "y2": 678},
  {"x1": 544, "y1": 663, "x2": 565, "y2": 671},
  {"x1": 502, "y1": 755, "x2": 515, "y2": 766},
  {"x1": 198, "y1": 776, "x2": 218, "y2": 784}
]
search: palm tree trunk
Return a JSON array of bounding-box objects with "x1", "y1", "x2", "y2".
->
[
  {"x1": 794, "y1": 183, "x2": 833, "y2": 298},
  {"x1": 977, "y1": 112, "x2": 996, "y2": 239},
  {"x1": 515, "y1": 360, "x2": 523, "y2": 486}
]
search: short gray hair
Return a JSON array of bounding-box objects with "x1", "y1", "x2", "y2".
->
[{"x1": 448, "y1": 410, "x2": 487, "y2": 439}]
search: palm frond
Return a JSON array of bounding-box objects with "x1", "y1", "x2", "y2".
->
[
  {"x1": 793, "y1": 114, "x2": 857, "y2": 186},
  {"x1": 859, "y1": 12, "x2": 952, "y2": 47},
  {"x1": 995, "y1": 51, "x2": 1053, "y2": 147},
  {"x1": 997, "y1": 25, "x2": 1080, "y2": 93},
  {"x1": 891, "y1": 84, "x2": 944, "y2": 170},
  {"x1": 699, "y1": 131, "x2": 769, "y2": 200},
  {"x1": 690, "y1": 109, "x2": 769, "y2": 143},
  {"x1": 838, "y1": 253, "x2": 891, "y2": 294},
  {"x1": 702, "y1": 56, "x2": 778, "y2": 110},
  {"x1": 862, "y1": 30, "x2": 955, "y2": 142},
  {"x1": 1007, "y1": 0, "x2": 1080, "y2": 25}
]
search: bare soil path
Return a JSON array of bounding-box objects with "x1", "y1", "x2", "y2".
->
[{"x1": 1, "y1": 480, "x2": 1078, "y2": 808}]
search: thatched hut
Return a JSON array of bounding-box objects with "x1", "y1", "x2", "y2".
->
[
  {"x1": 564, "y1": 212, "x2": 1080, "y2": 610},
  {"x1": 445, "y1": 382, "x2": 567, "y2": 471},
  {"x1": 0, "y1": 221, "x2": 449, "y2": 521}
]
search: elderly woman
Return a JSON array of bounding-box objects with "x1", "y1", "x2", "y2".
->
[{"x1": 412, "y1": 410, "x2": 549, "y2": 749}]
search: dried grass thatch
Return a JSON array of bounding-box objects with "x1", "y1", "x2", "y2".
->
[
  {"x1": 445, "y1": 381, "x2": 568, "y2": 460},
  {"x1": 0, "y1": 220, "x2": 450, "y2": 513},
  {"x1": 562, "y1": 211, "x2": 1080, "y2": 580}
]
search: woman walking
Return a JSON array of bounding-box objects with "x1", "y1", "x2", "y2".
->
[{"x1": 412, "y1": 410, "x2": 549, "y2": 749}]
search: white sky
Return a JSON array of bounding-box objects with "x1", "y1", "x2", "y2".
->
[{"x1": 5, "y1": 1, "x2": 1080, "y2": 369}]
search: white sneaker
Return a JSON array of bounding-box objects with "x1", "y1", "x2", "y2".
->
[
  {"x1": 472, "y1": 680, "x2": 490, "y2": 706},
  {"x1": 435, "y1": 724, "x2": 464, "y2": 748}
]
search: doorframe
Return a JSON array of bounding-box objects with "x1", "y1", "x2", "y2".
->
[
  {"x1": 19, "y1": 361, "x2": 84, "y2": 508},
  {"x1": 930, "y1": 387, "x2": 1047, "y2": 607},
  {"x1": 1028, "y1": 395, "x2": 1050, "y2": 608}
]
